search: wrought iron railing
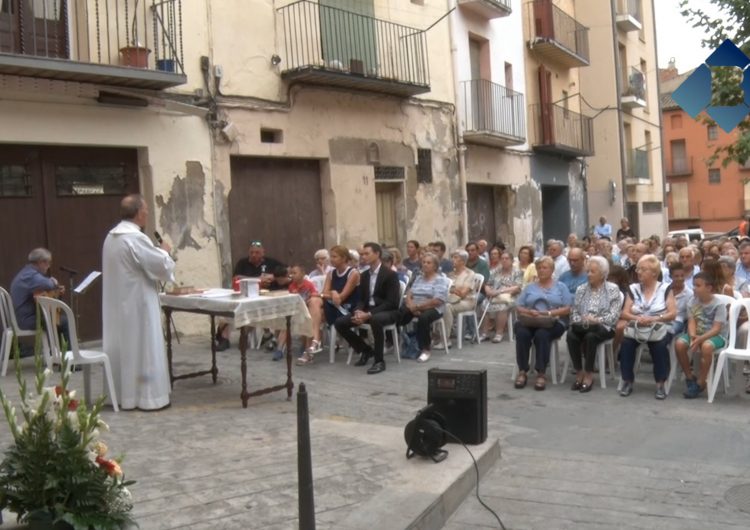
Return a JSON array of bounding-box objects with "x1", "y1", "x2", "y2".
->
[
  {"x1": 618, "y1": 0, "x2": 642, "y2": 22},
  {"x1": 531, "y1": 102, "x2": 594, "y2": 155},
  {"x1": 278, "y1": 0, "x2": 429, "y2": 88},
  {"x1": 0, "y1": 0, "x2": 184, "y2": 74},
  {"x1": 531, "y1": 0, "x2": 590, "y2": 63},
  {"x1": 461, "y1": 79, "x2": 525, "y2": 141},
  {"x1": 622, "y1": 66, "x2": 646, "y2": 99},
  {"x1": 627, "y1": 148, "x2": 650, "y2": 180}
]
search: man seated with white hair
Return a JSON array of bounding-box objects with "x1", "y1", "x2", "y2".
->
[
  {"x1": 309, "y1": 248, "x2": 333, "y2": 279},
  {"x1": 546, "y1": 239, "x2": 570, "y2": 279},
  {"x1": 678, "y1": 246, "x2": 700, "y2": 289}
]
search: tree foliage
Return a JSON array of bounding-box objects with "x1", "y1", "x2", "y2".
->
[{"x1": 680, "y1": 0, "x2": 750, "y2": 167}]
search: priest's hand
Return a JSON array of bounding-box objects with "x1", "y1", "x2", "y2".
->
[{"x1": 159, "y1": 240, "x2": 172, "y2": 254}]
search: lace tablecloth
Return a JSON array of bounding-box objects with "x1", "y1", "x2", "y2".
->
[{"x1": 159, "y1": 290, "x2": 312, "y2": 335}]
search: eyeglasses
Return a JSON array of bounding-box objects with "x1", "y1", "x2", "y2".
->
[{"x1": 250, "y1": 241, "x2": 263, "y2": 248}]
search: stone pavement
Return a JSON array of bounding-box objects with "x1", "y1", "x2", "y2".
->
[{"x1": 0, "y1": 333, "x2": 749, "y2": 529}]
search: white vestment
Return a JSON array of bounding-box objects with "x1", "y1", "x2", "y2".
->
[{"x1": 102, "y1": 220, "x2": 175, "y2": 410}]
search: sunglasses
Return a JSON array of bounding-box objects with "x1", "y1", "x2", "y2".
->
[{"x1": 250, "y1": 241, "x2": 263, "y2": 248}]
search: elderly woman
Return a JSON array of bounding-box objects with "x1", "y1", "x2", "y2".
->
[
  {"x1": 398, "y1": 252, "x2": 450, "y2": 363},
  {"x1": 566, "y1": 257, "x2": 623, "y2": 392},
  {"x1": 513, "y1": 256, "x2": 572, "y2": 391},
  {"x1": 440, "y1": 250, "x2": 477, "y2": 347},
  {"x1": 480, "y1": 250, "x2": 522, "y2": 343},
  {"x1": 717, "y1": 256, "x2": 740, "y2": 298},
  {"x1": 321, "y1": 245, "x2": 360, "y2": 326},
  {"x1": 488, "y1": 247, "x2": 502, "y2": 273},
  {"x1": 618, "y1": 254, "x2": 677, "y2": 399},
  {"x1": 309, "y1": 249, "x2": 332, "y2": 279},
  {"x1": 518, "y1": 245, "x2": 537, "y2": 287}
]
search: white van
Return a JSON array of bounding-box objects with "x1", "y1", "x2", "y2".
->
[{"x1": 667, "y1": 228, "x2": 704, "y2": 242}]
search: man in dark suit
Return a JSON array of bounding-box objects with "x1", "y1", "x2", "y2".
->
[{"x1": 335, "y1": 242, "x2": 401, "y2": 374}]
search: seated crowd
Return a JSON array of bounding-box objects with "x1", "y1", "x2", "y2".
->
[{"x1": 222, "y1": 224, "x2": 750, "y2": 399}]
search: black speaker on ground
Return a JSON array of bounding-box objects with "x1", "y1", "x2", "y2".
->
[{"x1": 427, "y1": 368, "x2": 487, "y2": 445}]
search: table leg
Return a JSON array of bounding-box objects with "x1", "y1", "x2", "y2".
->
[
  {"x1": 285, "y1": 315, "x2": 294, "y2": 400},
  {"x1": 165, "y1": 308, "x2": 174, "y2": 388},
  {"x1": 210, "y1": 316, "x2": 218, "y2": 384},
  {"x1": 240, "y1": 326, "x2": 249, "y2": 408}
]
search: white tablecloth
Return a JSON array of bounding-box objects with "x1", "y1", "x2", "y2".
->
[{"x1": 160, "y1": 290, "x2": 312, "y2": 335}]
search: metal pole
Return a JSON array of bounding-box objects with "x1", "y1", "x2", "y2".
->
[{"x1": 297, "y1": 382, "x2": 316, "y2": 530}]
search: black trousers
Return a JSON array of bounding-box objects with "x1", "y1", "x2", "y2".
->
[
  {"x1": 334, "y1": 310, "x2": 399, "y2": 363},
  {"x1": 398, "y1": 307, "x2": 442, "y2": 351},
  {"x1": 566, "y1": 324, "x2": 615, "y2": 373}
]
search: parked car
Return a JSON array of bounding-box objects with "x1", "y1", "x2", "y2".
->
[{"x1": 668, "y1": 228, "x2": 705, "y2": 241}]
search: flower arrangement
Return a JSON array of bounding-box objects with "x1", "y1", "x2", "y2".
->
[{"x1": 0, "y1": 329, "x2": 135, "y2": 530}]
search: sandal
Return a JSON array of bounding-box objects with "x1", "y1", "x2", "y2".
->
[
  {"x1": 514, "y1": 372, "x2": 527, "y2": 389},
  {"x1": 534, "y1": 374, "x2": 546, "y2": 391},
  {"x1": 296, "y1": 353, "x2": 314, "y2": 366},
  {"x1": 306, "y1": 340, "x2": 322, "y2": 355}
]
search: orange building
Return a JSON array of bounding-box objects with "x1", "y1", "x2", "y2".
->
[{"x1": 660, "y1": 63, "x2": 749, "y2": 233}]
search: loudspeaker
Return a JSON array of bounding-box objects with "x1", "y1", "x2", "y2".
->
[{"x1": 427, "y1": 368, "x2": 487, "y2": 445}]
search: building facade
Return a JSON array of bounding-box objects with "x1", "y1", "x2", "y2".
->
[
  {"x1": 577, "y1": 0, "x2": 666, "y2": 240},
  {"x1": 661, "y1": 63, "x2": 750, "y2": 232}
]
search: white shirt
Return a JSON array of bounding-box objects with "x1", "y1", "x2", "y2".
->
[
  {"x1": 369, "y1": 263, "x2": 381, "y2": 306},
  {"x1": 553, "y1": 254, "x2": 570, "y2": 279}
]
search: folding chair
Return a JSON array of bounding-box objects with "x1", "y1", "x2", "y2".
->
[{"x1": 0, "y1": 286, "x2": 43, "y2": 376}]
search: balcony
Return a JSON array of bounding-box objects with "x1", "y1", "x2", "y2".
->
[
  {"x1": 0, "y1": 0, "x2": 185, "y2": 90},
  {"x1": 616, "y1": 0, "x2": 643, "y2": 32},
  {"x1": 528, "y1": 0, "x2": 590, "y2": 68},
  {"x1": 457, "y1": 0, "x2": 512, "y2": 19},
  {"x1": 625, "y1": 148, "x2": 650, "y2": 185},
  {"x1": 530, "y1": 102, "x2": 594, "y2": 157},
  {"x1": 278, "y1": 0, "x2": 430, "y2": 97},
  {"x1": 621, "y1": 67, "x2": 646, "y2": 109},
  {"x1": 461, "y1": 80, "x2": 525, "y2": 147},
  {"x1": 666, "y1": 157, "x2": 693, "y2": 177}
]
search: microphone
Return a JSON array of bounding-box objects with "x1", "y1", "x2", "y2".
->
[
  {"x1": 60, "y1": 266, "x2": 79, "y2": 275},
  {"x1": 154, "y1": 231, "x2": 164, "y2": 245}
]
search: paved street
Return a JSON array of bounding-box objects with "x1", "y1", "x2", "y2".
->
[{"x1": 1, "y1": 332, "x2": 750, "y2": 529}]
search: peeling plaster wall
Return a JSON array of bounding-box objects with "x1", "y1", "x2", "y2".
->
[{"x1": 212, "y1": 89, "x2": 461, "y2": 279}]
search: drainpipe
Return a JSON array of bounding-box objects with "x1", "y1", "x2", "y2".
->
[{"x1": 448, "y1": 0, "x2": 469, "y2": 243}]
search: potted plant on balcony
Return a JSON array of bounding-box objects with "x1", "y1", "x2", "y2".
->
[
  {"x1": 119, "y1": 0, "x2": 150, "y2": 68},
  {"x1": 0, "y1": 329, "x2": 135, "y2": 530}
]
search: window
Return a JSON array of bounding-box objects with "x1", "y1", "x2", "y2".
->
[
  {"x1": 642, "y1": 202, "x2": 663, "y2": 214},
  {"x1": 260, "y1": 128, "x2": 283, "y2": 143},
  {"x1": 416, "y1": 149, "x2": 432, "y2": 184},
  {"x1": 709, "y1": 168, "x2": 721, "y2": 184},
  {"x1": 670, "y1": 114, "x2": 682, "y2": 129},
  {"x1": 707, "y1": 125, "x2": 718, "y2": 141},
  {"x1": 374, "y1": 166, "x2": 405, "y2": 180},
  {"x1": 56, "y1": 165, "x2": 129, "y2": 196},
  {"x1": 0, "y1": 165, "x2": 32, "y2": 197},
  {"x1": 670, "y1": 139, "x2": 688, "y2": 174}
]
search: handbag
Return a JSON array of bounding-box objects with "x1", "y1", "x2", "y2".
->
[
  {"x1": 491, "y1": 292, "x2": 514, "y2": 305},
  {"x1": 517, "y1": 314, "x2": 556, "y2": 329},
  {"x1": 623, "y1": 320, "x2": 668, "y2": 343}
]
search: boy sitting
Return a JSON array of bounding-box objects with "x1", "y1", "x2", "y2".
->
[
  {"x1": 288, "y1": 264, "x2": 324, "y2": 365},
  {"x1": 674, "y1": 273, "x2": 728, "y2": 399}
]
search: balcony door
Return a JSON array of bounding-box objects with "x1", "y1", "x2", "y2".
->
[
  {"x1": 0, "y1": 0, "x2": 68, "y2": 58},
  {"x1": 320, "y1": 0, "x2": 376, "y2": 75}
]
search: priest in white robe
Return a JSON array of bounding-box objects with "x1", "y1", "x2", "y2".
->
[{"x1": 102, "y1": 194, "x2": 175, "y2": 411}]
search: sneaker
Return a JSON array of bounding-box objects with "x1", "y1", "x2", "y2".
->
[
  {"x1": 417, "y1": 351, "x2": 431, "y2": 363},
  {"x1": 463, "y1": 333, "x2": 473, "y2": 341},
  {"x1": 433, "y1": 341, "x2": 451, "y2": 350},
  {"x1": 491, "y1": 334, "x2": 504, "y2": 343},
  {"x1": 683, "y1": 383, "x2": 705, "y2": 399},
  {"x1": 265, "y1": 338, "x2": 278, "y2": 352},
  {"x1": 619, "y1": 382, "x2": 633, "y2": 397},
  {"x1": 272, "y1": 349, "x2": 284, "y2": 361},
  {"x1": 655, "y1": 386, "x2": 667, "y2": 400},
  {"x1": 685, "y1": 377, "x2": 699, "y2": 394}
]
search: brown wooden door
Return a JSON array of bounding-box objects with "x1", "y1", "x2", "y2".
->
[
  {"x1": 0, "y1": 145, "x2": 139, "y2": 340},
  {"x1": 229, "y1": 157, "x2": 324, "y2": 271},
  {"x1": 467, "y1": 184, "x2": 496, "y2": 244},
  {"x1": 538, "y1": 65, "x2": 553, "y2": 144},
  {"x1": 0, "y1": 0, "x2": 68, "y2": 57}
]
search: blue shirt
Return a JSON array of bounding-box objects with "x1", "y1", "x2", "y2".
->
[
  {"x1": 10, "y1": 264, "x2": 56, "y2": 331},
  {"x1": 558, "y1": 270, "x2": 588, "y2": 295},
  {"x1": 517, "y1": 281, "x2": 573, "y2": 323},
  {"x1": 409, "y1": 274, "x2": 450, "y2": 315},
  {"x1": 594, "y1": 223, "x2": 612, "y2": 238}
]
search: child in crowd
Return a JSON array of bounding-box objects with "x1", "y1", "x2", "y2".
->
[
  {"x1": 287, "y1": 264, "x2": 323, "y2": 365},
  {"x1": 674, "y1": 273, "x2": 727, "y2": 399}
]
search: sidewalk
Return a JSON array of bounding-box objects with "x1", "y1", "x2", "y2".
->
[{"x1": 0, "y1": 335, "x2": 749, "y2": 529}]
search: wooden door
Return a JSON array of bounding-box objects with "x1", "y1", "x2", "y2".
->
[
  {"x1": 538, "y1": 66, "x2": 553, "y2": 144},
  {"x1": 375, "y1": 182, "x2": 399, "y2": 248},
  {"x1": 229, "y1": 157, "x2": 324, "y2": 271},
  {"x1": 0, "y1": 145, "x2": 139, "y2": 340},
  {"x1": 467, "y1": 184, "x2": 496, "y2": 244},
  {"x1": 320, "y1": 0, "x2": 376, "y2": 74}
]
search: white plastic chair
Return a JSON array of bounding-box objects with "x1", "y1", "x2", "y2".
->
[
  {"x1": 36, "y1": 297, "x2": 119, "y2": 412},
  {"x1": 456, "y1": 274, "x2": 485, "y2": 349},
  {"x1": 559, "y1": 338, "x2": 616, "y2": 388},
  {"x1": 0, "y1": 286, "x2": 42, "y2": 376},
  {"x1": 346, "y1": 281, "x2": 407, "y2": 365},
  {"x1": 708, "y1": 297, "x2": 747, "y2": 403},
  {"x1": 511, "y1": 338, "x2": 562, "y2": 384}
]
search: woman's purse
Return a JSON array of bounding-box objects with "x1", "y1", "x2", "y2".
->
[
  {"x1": 623, "y1": 320, "x2": 668, "y2": 343},
  {"x1": 517, "y1": 313, "x2": 556, "y2": 329},
  {"x1": 491, "y1": 292, "x2": 514, "y2": 305}
]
